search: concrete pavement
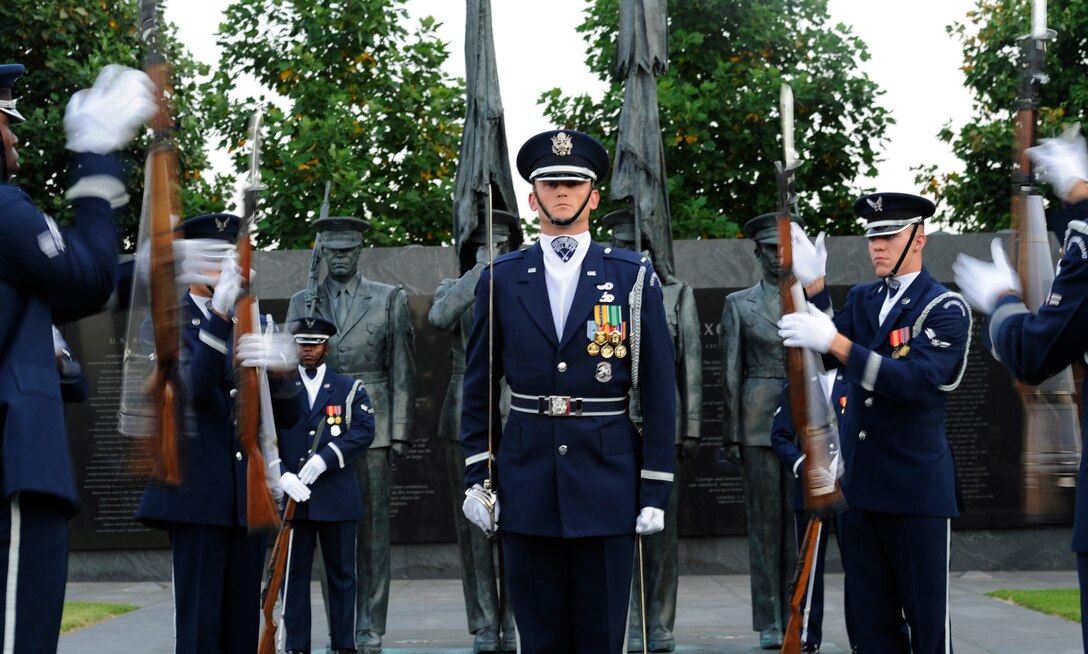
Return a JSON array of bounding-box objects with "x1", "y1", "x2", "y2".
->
[{"x1": 58, "y1": 570, "x2": 1083, "y2": 653}]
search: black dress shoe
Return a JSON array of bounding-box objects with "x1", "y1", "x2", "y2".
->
[{"x1": 800, "y1": 643, "x2": 820, "y2": 654}]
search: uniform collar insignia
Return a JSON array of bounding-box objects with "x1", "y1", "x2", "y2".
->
[{"x1": 551, "y1": 132, "x2": 573, "y2": 157}]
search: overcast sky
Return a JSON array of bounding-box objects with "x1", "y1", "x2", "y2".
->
[{"x1": 166, "y1": 0, "x2": 977, "y2": 220}]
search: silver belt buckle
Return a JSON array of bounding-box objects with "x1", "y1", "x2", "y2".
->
[{"x1": 546, "y1": 395, "x2": 571, "y2": 416}]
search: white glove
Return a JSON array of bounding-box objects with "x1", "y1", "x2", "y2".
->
[
  {"x1": 64, "y1": 65, "x2": 157, "y2": 154},
  {"x1": 175, "y1": 239, "x2": 235, "y2": 286},
  {"x1": 236, "y1": 331, "x2": 298, "y2": 370},
  {"x1": 298, "y1": 455, "x2": 328, "y2": 484},
  {"x1": 1027, "y1": 123, "x2": 1088, "y2": 201},
  {"x1": 778, "y1": 303, "x2": 838, "y2": 353},
  {"x1": 635, "y1": 506, "x2": 665, "y2": 535},
  {"x1": 51, "y1": 325, "x2": 69, "y2": 357},
  {"x1": 279, "y1": 472, "x2": 311, "y2": 503},
  {"x1": 789, "y1": 223, "x2": 827, "y2": 286},
  {"x1": 462, "y1": 484, "x2": 499, "y2": 533},
  {"x1": 951, "y1": 237, "x2": 1021, "y2": 315},
  {"x1": 210, "y1": 251, "x2": 244, "y2": 316}
]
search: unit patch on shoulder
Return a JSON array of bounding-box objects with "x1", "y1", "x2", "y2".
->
[
  {"x1": 1047, "y1": 292, "x2": 1063, "y2": 307},
  {"x1": 941, "y1": 297, "x2": 968, "y2": 317},
  {"x1": 1066, "y1": 234, "x2": 1088, "y2": 261}
]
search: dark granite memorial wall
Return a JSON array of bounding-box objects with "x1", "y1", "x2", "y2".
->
[{"x1": 61, "y1": 233, "x2": 1070, "y2": 549}]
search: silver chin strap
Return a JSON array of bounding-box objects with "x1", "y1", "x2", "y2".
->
[{"x1": 533, "y1": 180, "x2": 595, "y2": 226}]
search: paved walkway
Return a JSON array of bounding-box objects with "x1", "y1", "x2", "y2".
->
[{"x1": 59, "y1": 570, "x2": 1083, "y2": 653}]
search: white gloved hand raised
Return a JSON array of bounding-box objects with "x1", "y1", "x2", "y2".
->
[
  {"x1": 951, "y1": 237, "x2": 1021, "y2": 315},
  {"x1": 777, "y1": 303, "x2": 838, "y2": 353},
  {"x1": 280, "y1": 472, "x2": 311, "y2": 503},
  {"x1": 462, "y1": 484, "x2": 499, "y2": 534},
  {"x1": 175, "y1": 239, "x2": 235, "y2": 287},
  {"x1": 789, "y1": 222, "x2": 827, "y2": 286},
  {"x1": 1027, "y1": 123, "x2": 1088, "y2": 201},
  {"x1": 298, "y1": 456, "x2": 328, "y2": 485},
  {"x1": 236, "y1": 331, "x2": 298, "y2": 371},
  {"x1": 635, "y1": 506, "x2": 665, "y2": 535},
  {"x1": 210, "y1": 251, "x2": 244, "y2": 316},
  {"x1": 64, "y1": 65, "x2": 157, "y2": 154}
]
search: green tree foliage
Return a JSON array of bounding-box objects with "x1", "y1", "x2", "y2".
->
[
  {"x1": 918, "y1": 0, "x2": 1088, "y2": 231},
  {"x1": 206, "y1": 0, "x2": 465, "y2": 249},
  {"x1": 541, "y1": 0, "x2": 891, "y2": 239},
  {"x1": 0, "y1": 1, "x2": 224, "y2": 250}
]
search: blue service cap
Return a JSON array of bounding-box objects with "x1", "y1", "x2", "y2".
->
[
  {"x1": 174, "y1": 213, "x2": 241, "y2": 241},
  {"x1": 742, "y1": 213, "x2": 804, "y2": 244},
  {"x1": 289, "y1": 316, "x2": 337, "y2": 344},
  {"x1": 313, "y1": 216, "x2": 370, "y2": 248},
  {"x1": 0, "y1": 64, "x2": 26, "y2": 124},
  {"x1": 516, "y1": 129, "x2": 609, "y2": 184},
  {"x1": 854, "y1": 192, "x2": 934, "y2": 237}
]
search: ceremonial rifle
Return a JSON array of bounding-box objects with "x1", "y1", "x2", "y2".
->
[
  {"x1": 1009, "y1": 0, "x2": 1081, "y2": 522},
  {"x1": 258, "y1": 496, "x2": 296, "y2": 654},
  {"x1": 775, "y1": 83, "x2": 844, "y2": 654},
  {"x1": 135, "y1": 0, "x2": 182, "y2": 484},
  {"x1": 234, "y1": 112, "x2": 280, "y2": 530},
  {"x1": 303, "y1": 182, "x2": 331, "y2": 316}
]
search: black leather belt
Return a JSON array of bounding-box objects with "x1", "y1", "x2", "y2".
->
[{"x1": 509, "y1": 391, "x2": 628, "y2": 417}]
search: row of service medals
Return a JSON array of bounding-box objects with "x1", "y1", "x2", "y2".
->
[
  {"x1": 326, "y1": 405, "x2": 343, "y2": 437},
  {"x1": 587, "y1": 304, "x2": 628, "y2": 359},
  {"x1": 889, "y1": 326, "x2": 911, "y2": 360}
]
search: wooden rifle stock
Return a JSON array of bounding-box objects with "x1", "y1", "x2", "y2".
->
[
  {"x1": 781, "y1": 516, "x2": 820, "y2": 654},
  {"x1": 259, "y1": 499, "x2": 296, "y2": 654},
  {"x1": 235, "y1": 113, "x2": 279, "y2": 530},
  {"x1": 141, "y1": 0, "x2": 181, "y2": 485}
]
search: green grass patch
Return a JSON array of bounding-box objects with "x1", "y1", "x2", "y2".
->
[
  {"x1": 60, "y1": 602, "x2": 138, "y2": 634},
  {"x1": 986, "y1": 588, "x2": 1081, "y2": 623}
]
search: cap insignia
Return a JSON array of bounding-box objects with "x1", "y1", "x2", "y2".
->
[
  {"x1": 305, "y1": 318, "x2": 316, "y2": 328},
  {"x1": 866, "y1": 196, "x2": 884, "y2": 213},
  {"x1": 551, "y1": 132, "x2": 574, "y2": 157},
  {"x1": 215, "y1": 216, "x2": 228, "y2": 232}
]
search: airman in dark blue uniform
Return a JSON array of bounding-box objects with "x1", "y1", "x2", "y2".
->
[
  {"x1": 953, "y1": 126, "x2": 1088, "y2": 652},
  {"x1": 770, "y1": 376, "x2": 854, "y2": 654},
  {"x1": 779, "y1": 193, "x2": 971, "y2": 654},
  {"x1": 272, "y1": 316, "x2": 375, "y2": 654},
  {"x1": 135, "y1": 213, "x2": 271, "y2": 654},
  {"x1": 0, "y1": 63, "x2": 153, "y2": 653},
  {"x1": 460, "y1": 130, "x2": 677, "y2": 654}
]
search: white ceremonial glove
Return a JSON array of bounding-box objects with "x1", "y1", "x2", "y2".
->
[
  {"x1": 778, "y1": 303, "x2": 838, "y2": 353},
  {"x1": 1027, "y1": 123, "x2": 1088, "y2": 201},
  {"x1": 462, "y1": 484, "x2": 499, "y2": 534},
  {"x1": 789, "y1": 223, "x2": 827, "y2": 287},
  {"x1": 175, "y1": 239, "x2": 235, "y2": 287},
  {"x1": 298, "y1": 456, "x2": 328, "y2": 485},
  {"x1": 51, "y1": 325, "x2": 69, "y2": 357},
  {"x1": 64, "y1": 65, "x2": 157, "y2": 154},
  {"x1": 279, "y1": 472, "x2": 311, "y2": 503},
  {"x1": 236, "y1": 332, "x2": 299, "y2": 371},
  {"x1": 210, "y1": 251, "x2": 244, "y2": 316},
  {"x1": 951, "y1": 237, "x2": 1021, "y2": 315},
  {"x1": 635, "y1": 507, "x2": 665, "y2": 535}
]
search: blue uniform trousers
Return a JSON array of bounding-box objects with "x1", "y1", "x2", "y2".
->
[
  {"x1": 504, "y1": 531, "x2": 635, "y2": 654},
  {"x1": 1079, "y1": 554, "x2": 1088, "y2": 653},
  {"x1": 287, "y1": 519, "x2": 357, "y2": 651},
  {"x1": 169, "y1": 523, "x2": 266, "y2": 654},
  {"x1": 841, "y1": 509, "x2": 951, "y2": 654},
  {"x1": 0, "y1": 493, "x2": 67, "y2": 654}
]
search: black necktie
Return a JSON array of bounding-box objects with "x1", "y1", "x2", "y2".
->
[{"x1": 304, "y1": 368, "x2": 317, "y2": 379}]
